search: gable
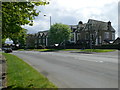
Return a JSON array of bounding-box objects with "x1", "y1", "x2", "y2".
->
[{"x1": 85, "y1": 19, "x2": 115, "y2": 32}]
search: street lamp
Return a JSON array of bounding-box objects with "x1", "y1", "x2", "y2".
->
[
  {"x1": 44, "y1": 14, "x2": 51, "y2": 29},
  {"x1": 43, "y1": 14, "x2": 51, "y2": 46}
]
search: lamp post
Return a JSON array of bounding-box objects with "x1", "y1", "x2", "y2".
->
[
  {"x1": 44, "y1": 15, "x2": 51, "y2": 29},
  {"x1": 43, "y1": 14, "x2": 51, "y2": 46},
  {"x1": 50, "y1": 16, "x2": 51, "y2": 28}
]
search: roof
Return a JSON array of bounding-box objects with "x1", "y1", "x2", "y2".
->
[
  {"x1": 70, "y1": 19, "x2": 115, "y2": 32},
  {"x1": 36, "y1": 30, "x2": 49, "y2": 37},
  {"x1": 86, "y1": 19, "x2": 115, "y2": 31},
  {"x1": 38, "y1": 30, "x2": 49, "y2": 33},
  {"x1": 113, "y1": 37, "x2": 120, "y2": 44}
]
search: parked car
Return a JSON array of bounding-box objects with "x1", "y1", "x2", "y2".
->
[{"x1": 4, "y1": 48, "x2": 12, "y2": 53}]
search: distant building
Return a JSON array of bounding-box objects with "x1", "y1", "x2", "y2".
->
[
  {"x1": 26, "y1": 19, "x2": 116, "y2": 48},
  {"x1": 34, "y1": 30, "x2": 49, "y2": 48}
]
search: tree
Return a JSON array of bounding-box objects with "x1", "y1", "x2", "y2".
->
[
  {"x1": 48, "y1": 23, "x2": 72, "y2": 45},
  {"x1": 2, "y1": 1, "x2": 49, "y2": 40},
  {"x1": 10, "y1": 28, "x2": 27, "y2": 48},
  {"x1": 26, "y1": 34, "x2": 36, "y2": 49}
]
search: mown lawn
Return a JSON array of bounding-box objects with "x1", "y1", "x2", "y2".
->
[
  {"x1": 3, "y1": 53, "x2": 57, "y2": 89},
  {"x1": 18, "y1": 49, "x2": 79, "y2": 52},
  {"x1": 18, "y1": 48, "x2": 116, "y2": 53},
  {"x1": 80, "y1": 49, "x2": 116, "y2": 52}
]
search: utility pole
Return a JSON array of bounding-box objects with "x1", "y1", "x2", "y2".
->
[
  {"x1": 44, "y1": 15, "x2": 51, "y2": 46},
  {"x1": 44, "y1": 14, "x2": 51, "y2": 29},
  {"x1": 50, "y1": 16, "x2": 51, "y2": 28}
]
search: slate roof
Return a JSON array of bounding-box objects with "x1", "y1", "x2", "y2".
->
[
  {"x1": 70, "y1": 19, "x2": 115, "y2": 32},
  {"x1": 37, "y1": 30, "x2": 49, "y2": 37},
  {"x1": 113, "y1": 37, "x2": 120, "y2": 44},
  {"x1": 86, "y1": 19, "x2": 115, "y2": 31}
]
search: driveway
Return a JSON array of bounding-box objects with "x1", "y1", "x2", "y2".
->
[{"x1": 12, "y1": 50, "x2": 118, "y2": 88}]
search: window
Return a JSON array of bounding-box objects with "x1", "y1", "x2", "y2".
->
[
  {"x1": 99, "y1": 36, "x2": 101, "y2": 43},
  {"x1": 77, "y1": 33, "x2": 80, "y2": 41},
  {"x1": 39, "y1": 39, "x2": 41, "y2": 43},
  {"x1": 96, "y1": 38, "x2": 98, "y2": 45},
  {"x1": 104, "y1": 32, "x2": 109, "y2": 39},
  {"x1": 70, "y1": 33, "x2": 74, "y2": 41},
  {"x1": 35, "y1": 40, "x2": 37, "y2": 43},
  {"x1": 112, "y1": 33, "x2": 115, "y2": 40},
  {"x1": 43, "y1": 38, "x2": 45, "y2": 44},
  {"x1": 85, "y1": 33, "x2": 89, "y2": 40}
]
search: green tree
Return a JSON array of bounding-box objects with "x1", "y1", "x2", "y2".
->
[
  {"x1": 48, "y1": 23, "x2": 72, "y2": 45},
  {"x1": 2, "y1": 1, "x2": 49, "y2": 41},
  {"x1": 10, "y1": 28, "x2": 27, "y2": 48}
]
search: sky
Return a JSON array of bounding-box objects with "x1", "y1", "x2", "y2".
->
[
  {"x1": 118, "y1": 1, "x2": 120, "y2": 37},
  {"x1": 22, "y1": 0, "x2": 119, "y2": 38}
]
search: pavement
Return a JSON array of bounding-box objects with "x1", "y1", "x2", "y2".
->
[{"x1": 12, "y1": 50, "x2": 119, "y2": 88}]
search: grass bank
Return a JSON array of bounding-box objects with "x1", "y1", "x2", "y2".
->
[
  {"x1": 18, "y1": 48, "x2": 116, "y2": 53},
  {"x1": 3, "y1": 53, "x2": 57, "y2": 89}
]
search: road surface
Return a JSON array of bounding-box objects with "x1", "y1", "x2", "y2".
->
[{"x1": 12, "y1": 50, "x2": 118, "y2": 88}]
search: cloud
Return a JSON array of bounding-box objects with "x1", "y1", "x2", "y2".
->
[
  {"x1": 118, "y1": 1, "x2": 120, "y2": 37},
  {"x1": 22, "y1": 0, "x2": 118, "y2": 38}
]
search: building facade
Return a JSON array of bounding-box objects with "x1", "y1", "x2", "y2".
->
[
  {"x1": 34, "y1": 30, "x2": 49, "y2": 48},
  {"x1": 69, "y1": 19, "x2": 115, "y2": 47},
  {"x1": 26, "y1": 19, "x2": 116, "y2": 48}
]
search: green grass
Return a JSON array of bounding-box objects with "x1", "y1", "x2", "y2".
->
[
  {"x1": 17, "y1": 49, "x2": 25, "y2": 51},
  {"x1": 80, "y1": 49, "x2": 116, "y2": 52},
  {"x1": 3, "y1": 53, "x2": 57, "y2": 89},
  {"x1": 18, "y1": 49, "x2": 79, "y2": 52},
  {"x1": 17, "y1": 48, "x2": 116, "y2": 53},
  {"x1": 60, "y1": 49, "x2": 79, "y2": 51}
]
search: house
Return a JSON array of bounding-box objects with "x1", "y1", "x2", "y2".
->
[
  {"x1": 26, "y1": 19, "x2": 116, "y2": 49},
  {"x1": 34, "y1": 30, "x2": 49, "y2": 48},
  {"x1": 69, "y1": 19, "x2": 115, "y2": 47}
]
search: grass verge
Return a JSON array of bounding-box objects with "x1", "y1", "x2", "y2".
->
[
  {"x1": 3, "y1": 53, "x2": 57, "y2": 89},
  {"x1": 80, "y1": 49, "x2": 116, "y2": 52},
  {"x1": 17, "y1": 48, "x2": 117, "y2": 53},
  {"x1": 18, "y1": 49, "x2": 79, "y2": 52}
]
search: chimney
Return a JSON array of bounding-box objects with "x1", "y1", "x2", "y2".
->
[
  {"x1": 78, "y1": 21, "x2": 83, "y2": 25},
  {"x1": 108, "y1": 21, "x2": 111, "y2": 26},
  {"x1": 108, "y1": 21, "x2": 111, "y2": 30}
]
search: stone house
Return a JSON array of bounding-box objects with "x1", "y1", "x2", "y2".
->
[
  {"x1": 26, "y1": 19, "x2": 116, "y2": 48},
  {"x1": 69, "y1": 19, "x2": 115, "y2": 47}
]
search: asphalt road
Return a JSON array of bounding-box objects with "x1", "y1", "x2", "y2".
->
[{"x1": 12, "y1": 50, "x2": 118, "y2": 88}]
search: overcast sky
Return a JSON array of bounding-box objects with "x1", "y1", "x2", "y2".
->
[
  {"x1": 118, "y1": 1, "x2": 120, "y2": 37},
  {"x1": 22, "y1": 0, "x2": 119, "y2": 38}
]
